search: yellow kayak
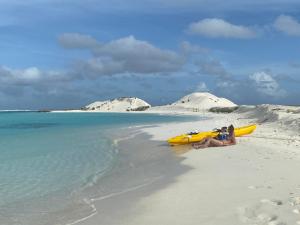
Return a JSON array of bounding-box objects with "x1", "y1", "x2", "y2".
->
[{"x1": 167, "y1": 124, "x2": 257, "y2": 145}]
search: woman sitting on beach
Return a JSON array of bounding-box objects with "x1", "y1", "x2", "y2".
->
[{"x1": 193, "y1": 125, "x2": 236, "y2": 149}]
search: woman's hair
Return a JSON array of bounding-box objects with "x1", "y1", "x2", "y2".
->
[
  {"x1": 221, "y1": 126, "x2": 227, "y2": 132},
  {"x1": 228, "y1": 125, "x2": 234, "y2": 135}
]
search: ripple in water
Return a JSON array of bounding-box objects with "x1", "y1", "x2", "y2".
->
[{"x1": 0, "y1": 112, "x2": 192, "y2": 225}]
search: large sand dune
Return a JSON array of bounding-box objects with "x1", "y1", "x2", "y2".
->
[
  {"x1": 83, "y1": 97, "x2": 151, "y2": 112},
  {"x1": 149, "y1": 92, "x2": 237, "y2": 112}
]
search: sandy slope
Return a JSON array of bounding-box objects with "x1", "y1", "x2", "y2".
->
[
  {"x1": 76, "y1": 103, "x2": 300, "y2": 225},
  {"x1": 132, "y1": 105, "x2": 300, "y2": 225},
  {"x1": 127, "y1": 141, "x2": 300, "y2": 225},
  {"x1": 149, "y1": 92, "x2": 237, "y2": 112},
  {"x1": 84, "y1": 97, "x2": 151, "y2": 112},
  {"x1": 52, "y1": 92, "x2": 236, "y2": 113}
]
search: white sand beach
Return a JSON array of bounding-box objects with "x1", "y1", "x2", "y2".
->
[
  {"x1": 136, "y1": 105, "x2": 300, "y2": 225},
  {"x1": 50, "y1": 93, "x2": 300, "y2": 225},
  {"x1": 77, "y1": 101, "x2": 300, "y2": 225}
]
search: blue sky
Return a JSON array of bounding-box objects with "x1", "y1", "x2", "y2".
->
[{"x1": 0, "y1": 0, "x2": 300, "y2": 109}]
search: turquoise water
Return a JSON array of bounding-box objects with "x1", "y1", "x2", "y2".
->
[{"x1": 0, "y1": 112, "x2": 191, "y2": 224}]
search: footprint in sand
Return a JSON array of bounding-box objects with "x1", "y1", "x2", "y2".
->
[
  {"x1": 248, "y1": 185, "x2": 265, "y2": 189},
  {"x1": 289, "y1": 196, "x2": 300, "y2": 216},
  {"x1": 239, "y1": 196, "x2": 300, "y2": 225},
  {"x1": 248, "y1": 185, "x2": 260, "y2": 189},
  {"x1": 290, "y1": 196, "x2": 300, "y2": 206},
  {"x1": 248, "y1": 185, "x2": 272, "y2": 190},
  {"x1": 238, "y1": 198, "x2": 287, "y2": 225},
  {"x1": 260, "y1": 199, "x2": 283, "y2": 206},
  {"x1": 268, "y1": 221, "x2": 286, "y2": 225},
  {"x1": 238, "y1": 205, "x2": 282, "y2": 225},
  {"x1": 292, "y1": 209, "x2": 300, "y2": 214}
]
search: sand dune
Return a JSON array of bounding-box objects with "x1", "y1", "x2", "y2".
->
[
  {"x1": 53, "y1": 92, "x2": 236, "y2": 113},
  {"x1": 149, "y1": 92, "x2": 237, "y2": 112},
  {"x1": 236, "y1": 104, "x2": 300, "y2": 133},
  {"x1": 83, "y1": 97, "x2": 151, "y2": 112}
]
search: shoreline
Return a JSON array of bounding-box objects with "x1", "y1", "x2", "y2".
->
[
  {"x1": 0, "y1": 113, "x2": 196, "y2": 225},
  {"x1": 2, "y1": 106, "x2": 299, "y2": 225},
  {"x1": 76, "y1": 129, "x2": 192, "y2": 225},
  {"x1": 76, "y1": 105, "x2": 300, "y2": 225}
]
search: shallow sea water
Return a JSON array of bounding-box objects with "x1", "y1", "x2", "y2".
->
[{"x1": 0, "y1": 112, "x2": 192, "y2": 225}]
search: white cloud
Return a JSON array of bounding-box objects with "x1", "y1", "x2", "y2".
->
[
  {"x1": 20, "y1": 67, "x2": 41, "y2": 80},
  {"x1": 187, "y1": 18, "x2": 256, "y2": 39},
  {"x1": 58, "y1": 33, "x2": 100, "y2": 49},
  {"x1": 274, "y1": 15, "x2": 300, "y2": 36},
  {"x1": 180, "y1": 41, "x2": 210, "y2": 55},
  {"x1": 94, "y1": 36, "x2": 180, "y2": 63},
  {"x1": 195, "y1": 82, "x2": 209, "y2": 92},
  {"x1": 197, "y1": 59, "x2": 228, "y2": 77},
  {"x1": 249, "y1": 71, "x2": 286, "y2": 97},
  {"x1": 0, "y1": 65, "x2": 84, "y2": 109},
  {"x1": 1, "y1": 67, "x2": 41, "y2": 83},
  {"x1": 216, "y1": 80, "x2": 236, "y2": 89},
  {"x1": 62, "y1": 35, "x2": 185, "y2": 75},
  {"x1": 0, "y1": 66, "x2": 71, "y2": 86},
  {"x1": 81, "y1": 58, "x2": 125, "y2": 76}
]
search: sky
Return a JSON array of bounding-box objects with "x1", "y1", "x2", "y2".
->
[{"x1": 0, "y1": 0, "x2": 300, "y2": 109}]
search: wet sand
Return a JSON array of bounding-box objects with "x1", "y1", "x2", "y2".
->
[{"x1": 76, "y1": 130, "x2": 191, "y2": 225}]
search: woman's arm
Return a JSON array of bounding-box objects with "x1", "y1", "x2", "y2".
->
[
  {"x1": 223, "y1": 133, "x2": 236, "y2": 146},
  {"x1": 230, "y1": 134, "x2": 236, "y2": 145}
]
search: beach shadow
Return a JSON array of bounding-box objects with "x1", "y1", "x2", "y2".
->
[
  {"x1": 157, "y1": 142, "x2": 193, "y2": 155},
  {"x1": 170, "y1": 144, "x2": 194, "y2": 155}
]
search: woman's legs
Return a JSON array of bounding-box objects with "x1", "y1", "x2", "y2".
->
[
  {"x1": 193, "y1": 138, "x2": 212, "y2": 149},
  {"x1": 191, "y1": 138, "x2": 208, "y2": 149},
  {"x1": 208, "y1": 138, "x2": 226, "y2": 147},
  {"x1": 195, "y1": 138, "x2": 209, "y2": 145},
  {"x1": 193, "y1": 138, "x2": 225, "y2": 149}
]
